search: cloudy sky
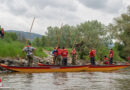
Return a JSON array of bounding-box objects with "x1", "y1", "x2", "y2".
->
[{"x1": 0, "y1": 0, "x2": 130, "y2": 35}]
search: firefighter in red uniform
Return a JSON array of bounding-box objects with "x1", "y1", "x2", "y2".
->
[
  {"x1": 109, "y1": 49, "x2": 114, "y2": 64},
  {"x1": 55, "y1": 47, "x2": 62, "y2": 65},
  {"x1": 89, "y1": 48, "x2": 96, "y2": 65},
  {"x1": 71, "y1": 48, "x2": 77, "y2": 65},
  {"x1": 104, "y1": 56, "x2": 109, "y2": 65},
  {"x1": 61, "y1": 47, "x2": 68, "y2": 66}
]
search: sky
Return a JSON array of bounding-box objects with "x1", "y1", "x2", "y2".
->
[{"x1": 0, "y1": 0, "x2": 130, "y2": 35}]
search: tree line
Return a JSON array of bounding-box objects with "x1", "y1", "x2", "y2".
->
[{"x1": 32, "y1": 6, "x2": 130, "y2": 61}]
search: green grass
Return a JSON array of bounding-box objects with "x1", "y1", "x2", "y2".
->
[
  {"x1": 0, "y1": 39, "x2": 47, "y2": 58},
  {"x1": 43, "y1": 47, "x2": 54, "y2": 51}
]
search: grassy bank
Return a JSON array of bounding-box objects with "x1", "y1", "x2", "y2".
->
[{"x1": 0, "y1": 39, "x2": 47, "y2": 58}]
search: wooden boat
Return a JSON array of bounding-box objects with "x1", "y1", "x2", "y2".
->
[
  {"x1": 0, "y1": 64, "x2": 89, "y2": 73},
  {"x1": 0, "y1": 64, "x2": 129, "y2": 73}
]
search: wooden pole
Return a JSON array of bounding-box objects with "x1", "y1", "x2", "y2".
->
[
  {"x1": 66, "y1": 29, "x2": 70, "y2": 48},
  {"x1": 57, "y1": 23, "x2": 63, "y2": 47},
  {"x1": 28, "y1": 17, "x2": 35, "y2": 41}
]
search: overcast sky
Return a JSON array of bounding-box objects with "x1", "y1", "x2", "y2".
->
[{"x1": 0, "y1": 0, "x2": 129, "y2": 35}]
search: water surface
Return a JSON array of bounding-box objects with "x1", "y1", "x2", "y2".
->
[{"x1": 1, "y1": 67, "x2": 130, "y2": 90}]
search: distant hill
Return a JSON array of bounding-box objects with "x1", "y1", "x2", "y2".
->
[{"x1": 6, "y1": 30, "x2": 42, "y2": 41}]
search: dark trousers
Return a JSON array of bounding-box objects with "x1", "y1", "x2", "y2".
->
[
  {"x1": 55, "y1": 55, "x2": 62, "y2": 65},
  {"x1": 62, "y1": 57, "x2": 67, "y2": 66},
  {"x1": 53, "y1": 56, "x2": 57, "y2": 65},
  {"x1": 72, "y1": 54, "x2": 76, "y2": 65},
  {"x1": 90, "y1": 57, "x2": 95, "y2": 65},
  {"x1": 27, "y1": 55, "x2": 33, "y2": 67},
  {"x1": 109, "y1": 57, "x2": 113, "y2": 64}
]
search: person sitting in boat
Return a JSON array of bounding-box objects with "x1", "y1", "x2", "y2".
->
[
  {"x1": 109, "y1": 49, "x2": 114, "y2": 64},
  {"x1": 103, "y1": 56, "x2": 109, "y2": 65},
  {"x1": 61, "y1": 47, "x2": 68, "y2": 66},
  {"x1": 55, "y1": 46, "x2": 62, "y2": 65},
  {"x1": 23, "y1": 43, "x2": 36, "y2": 67},
  {"x1": 126, "y1": 56, "x2": 130, "y2": 64},
  {"x1": 71, "y1": 48, "x2": 78, "y2": 65},
  {"x1": 89, "y1": 48, "x2": 96, "y2": 65}
]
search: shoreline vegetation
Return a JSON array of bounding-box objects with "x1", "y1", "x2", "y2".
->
[{"x1": 0, "y1": 32, "x2": 47, "y2": 59}]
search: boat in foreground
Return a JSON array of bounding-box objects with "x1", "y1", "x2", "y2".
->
[
  {"x1": 0, "y1": 64, "x2": 129, "y2": 73},
  {"x1": 0, "y1": 64, "x2": 89, "y2": 73}
]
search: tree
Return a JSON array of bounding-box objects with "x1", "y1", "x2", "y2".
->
[{"x1": 108, "y1": 6, "x2": 130, "y2": 59}]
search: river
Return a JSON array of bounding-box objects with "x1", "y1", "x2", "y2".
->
[{"x1": 0, "y1": 67, "x2": 130, "y2": 90}]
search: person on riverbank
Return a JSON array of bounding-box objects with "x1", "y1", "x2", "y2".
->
[
  {"x1": 89, "y1": 48, "x2": 96, "y2": 65},
  {"x1": 109, "y1": 49, "x2": 114, "y2": 64},
  {"x1": 23, "y1": 43, "x2": 36, "y2": 67},
  {"x1": 55, "y1": 47, "x2": 62, "y2": 65},
  {"x1": 104, "y1": 56, "x2": 109, "y2": 65},
  {"x1": 0, "y1": 28, "x2": 4, "y2": 39},
  {"x1": 71, "y1": 48, "x2": 77, "y2": 65},
  {"x1": 61, "y1": 47, "x2": 68, "y2": 66},
  {"x1": 0, "y1": 78, "x2": 3, "y2": 87}
]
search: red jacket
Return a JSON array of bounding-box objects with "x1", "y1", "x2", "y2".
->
[
  {"x1": 61, "y1": 49, "x2": 68, "y2": 58},
  {"x1": 54, "y1": 49, "x2": 58, "y2": 56},
  {"x1": 127, "y1": 56, "x2": 130, "y2": 60},
  {"x1": 57, "y1": 48, "x2": 62, "y2": 55},
  {"x1": 71, "y1": 50, "x2": 76, "y2": 55},
  {"x1": 89, "y1": 49, "x2": 95, "y2": 57},
  {"x1": 104, "y1": 57, "x2": 109, "y2": 61},
  {"x1": 1, "y1": 28, "x2": 4, "y2": 34},
  {"x1": 109, "y1": 50, "x2": 114, "y2": 58}
]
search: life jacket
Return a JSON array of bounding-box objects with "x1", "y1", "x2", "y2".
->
[
  {"x1": 89, "y1": 49, "x2": 95, "y2": 57},
  {"x1": 26, "y1": 45, "x2": 31, "y2": 47},
  {"x1": 61, "y1": 49, "x2": 68, "y2": 58},
  {"x1": 103, "y1": 57, "x2": 109, "y2": 64},
  {"x1": 1, "y1": 28, "x2": 4, "y2": 34},
  {"x1": 104, "y1": 57, "x2": 109, "y2": 61},
  {"x1": 127, "y1": 56, "x2": 130, "y2": 60},
  {"x1": 57, "y1": 48, "x2": 62, "y2": 55},
  {"x1": 54, "y1": 49, "x2": 58, "y2": 56},
  {"x1": 109, "y1": 50, "x2": 114, "y2": 58},
  {"x1": 72, "y1": 50, "x2": 76, "y2": 55}
]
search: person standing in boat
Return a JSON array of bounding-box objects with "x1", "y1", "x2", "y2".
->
[
  {"x1": 52, "y1": 48, "x2": 58, "y2": 65},
  {"x1": 89, "y1": 48, "x2": 96, "y2": 65},
  {"x1": 23, "y1": 43, "x2": 36, "y2": 67},
  {"x1": 61, "y1": 47, "x2": 68, "y2": 66},
  {"x1": 109, "y1": 49, "x2": 114, "y2": 64},
  {"x1": 55, "y1": 46, "x2": 62, "y2": 65},
  {"x1": 71, "y1": 48, "x2": 77, "y2": 65}
]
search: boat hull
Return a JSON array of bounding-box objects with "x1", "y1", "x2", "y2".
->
[
  {"x1": 0, "y1": 64, "x2": 129, "y2": 73},
  {"x1": 0, "y1": 64, "x2": 89, "y2": 73}
]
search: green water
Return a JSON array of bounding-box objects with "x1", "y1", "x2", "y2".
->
[{"x1": 0, "y1": 67, "x2": 130, "y2": 90}]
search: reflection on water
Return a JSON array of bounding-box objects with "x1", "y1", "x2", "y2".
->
[
  {"x1": 0, "y1": 67, "x2": 130, "y2": 90},
  {"x1": 53, "y1": 73, "x2": 67, "y2": 85}
]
